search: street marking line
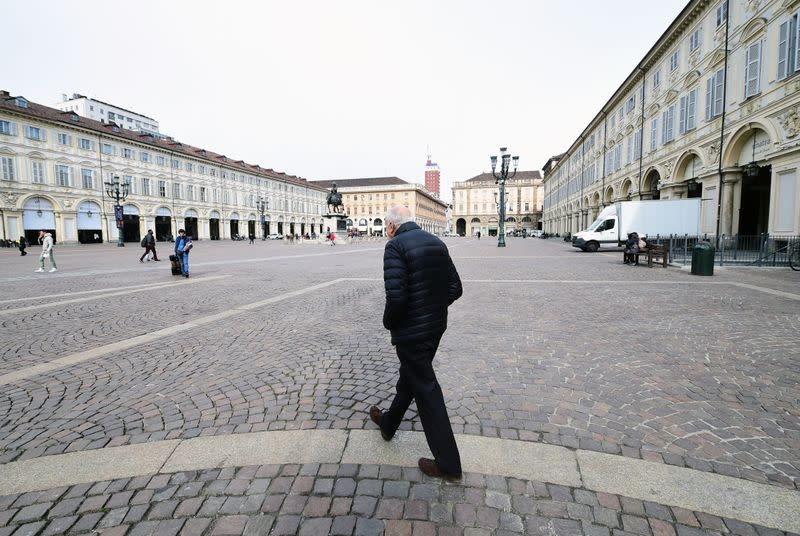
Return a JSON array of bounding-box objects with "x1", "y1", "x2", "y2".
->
[
  {"x1": 194, "y1": 247, "x2": 385, "y2": 268},
  {"x1": 453, "y1": 256, "x2": 586, "y2": 259},
  {"x1": 0, "y1": 280, "x2": 164, "y2": 304},
  {"x1": 729, "y1": 281, "x2": 800, "y2": 301},
  {"x1": 0, "y1": 275, "x2": 230, "y2": 315},
  {"x1": 0, "y1": 247, "x2": 384, "y2": 283},
  {"x1": 0, "y1": 278, "x2": 346, "y2": 386},
  {"x1": 0, "y1": 430, "x2": 796, "y2": 532},
  {"x1": 323, "y1": 278, "x2": 800, "y2": 302}
]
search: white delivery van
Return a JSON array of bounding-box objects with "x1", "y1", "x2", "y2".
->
[{"x1": 572, "y1": 199, "x2": 701, "y2": 252}]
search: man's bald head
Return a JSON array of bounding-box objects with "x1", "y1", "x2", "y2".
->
[{"x1": 385, "y1": 205, "x2": 414, "y2": 238}]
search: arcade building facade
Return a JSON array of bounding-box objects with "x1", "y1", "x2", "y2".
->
[
  {"x1": 0, "y1": 90, "x2": 327, "y2": 244},
  {"x1": 542, "y1": 0, "x2": 800, "y2": 239}
]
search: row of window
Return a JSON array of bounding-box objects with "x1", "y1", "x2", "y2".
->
[
  {"x1": 610, "y1": 5, "x2": 794, "y2": 144},
  {"x1": 457, "y1": 202, "x2": 534, "y2": 213},
  {"x1": 60, "y1": 103, "x2": 158, "y2": 131},
  {"x1": 346, "y1": 192, "x2": 409, "y2": 201},
  {"x1": 0, "y1": 120, "x2": 325, "y2": 199},
  {"x1": 0, "y1": 157, "x2": 324, "y2": 213}
]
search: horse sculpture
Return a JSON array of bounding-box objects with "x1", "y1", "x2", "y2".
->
[{"x1": 326, "y1": 183, "x2": 345, "y2": 214}]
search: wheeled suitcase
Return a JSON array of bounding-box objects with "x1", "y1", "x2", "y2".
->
[{"x1": 169, "y1": 254, "x2": 182, "y2": 276}]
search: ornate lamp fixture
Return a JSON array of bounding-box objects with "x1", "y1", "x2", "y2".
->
[{"x1": 741, "y1": 129, "x2": 761, "y2": 179}]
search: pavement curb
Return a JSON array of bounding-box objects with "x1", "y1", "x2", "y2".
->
[{"x1": 0, "y1": 429, "x2": 797, "y2": 532}]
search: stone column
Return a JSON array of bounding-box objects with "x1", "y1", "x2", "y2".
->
[{"x1": 720, "y1": 171, "x2": 741, "y2": 236}]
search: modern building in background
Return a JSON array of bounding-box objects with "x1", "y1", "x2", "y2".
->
[
  {"x1": 310, "y1": 177, "x2": 448, "y2": 235},
  {"x1": 451, "y1": 171, "x2": 543, "y2": 236},
  {"x1": 424, "y1": 152, "x2": 440, "y2": 197},
  {"x1": 0, "y1": 90, "x2": 327, "y2": 244},
  {"x1": 55, "y1": 94, "x2": 161, "y2": 136},
  {"x1": 542, "y1": 0, "x2": 800, "y2": 238}
]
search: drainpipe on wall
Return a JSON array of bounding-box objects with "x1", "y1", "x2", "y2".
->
[
  {"x1": 637, "y1": 68, "x2": 646, "y2": 198},
  {"x1": 579, "y1": 136, "x2": 585, "y2": 229},
  {"x1": 170, "y1": 150, "x2": 177, "y2": 237},
  {"x1": 601, "y1": 112, "x2": 608, "y2": 206},
  {"x1": 714, "y1": 0, "x2": 730, "y2": 243},
  {"x1": 97, "y1": 133, "x2": 110, "y2": 243}
]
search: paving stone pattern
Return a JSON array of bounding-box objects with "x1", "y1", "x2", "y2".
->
[
  {"x1": 0, "y1": 462, "x2": 795, "y2": 535},
  {"x1": 0, "y1": 238, "x2": 798, "y2": 510}
]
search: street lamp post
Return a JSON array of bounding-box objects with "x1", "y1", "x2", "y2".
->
[
  {"x1": 257, "y1": 196, "x2": 269, "y2": 240},
  {"x1": 104, "y1": 175, "x2": 130, "y2": 247},
  {"x1": 490, "y1": 147, "x2": 519, "y2": 248}
]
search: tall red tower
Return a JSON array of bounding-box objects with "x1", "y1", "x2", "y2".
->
[{"x1": 424, "y1": 150, "x2": 440, "y2": 196}]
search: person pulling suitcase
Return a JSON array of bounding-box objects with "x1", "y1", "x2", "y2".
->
[{"x1": 174, "y1": 229, "x2": 193, "y2": 278}]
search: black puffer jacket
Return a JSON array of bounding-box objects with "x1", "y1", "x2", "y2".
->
[{"x1": 383, "y1": 222, "x2": 462, "y2": 345}]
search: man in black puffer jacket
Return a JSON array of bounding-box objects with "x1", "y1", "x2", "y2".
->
[{"x1": 370, "y1": 206, "x2": 463, "y2": 480}]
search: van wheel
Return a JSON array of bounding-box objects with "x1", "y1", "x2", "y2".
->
[{"x1": 586, "y1": 242, "x2": 599, "y2": 252}]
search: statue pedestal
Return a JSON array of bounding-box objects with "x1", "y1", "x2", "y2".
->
[{"x1": 322, "y1": 213, "x2": 348, "y2": 236}]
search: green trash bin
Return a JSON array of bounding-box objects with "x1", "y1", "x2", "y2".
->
[{"x1": 691, "y1": 242, "x2": 715, "y2": 276}]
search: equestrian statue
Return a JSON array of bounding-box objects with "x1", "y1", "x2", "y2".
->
[{"x1": 326, "y1": 183, "x2": 345, "y2": 214}]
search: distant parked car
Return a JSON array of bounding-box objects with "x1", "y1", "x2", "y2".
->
[
  {"x1": 267, "y1": 234, "x2": 283, "y2": 240},
  {"x1": 530, "y1": 229, "x2": 543, "y2": 237}
]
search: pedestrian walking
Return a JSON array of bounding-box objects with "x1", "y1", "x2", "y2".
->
[
  {"x1": 329, "y1": 232, "x2": 336, "y2": 246},
  {"x1": 249, "y1": 234, "x2": 255, "y2": 245},
  {"x1": 18, "y1": 236, "x2": 28, "y2": 256},
  {"x1": 139, "y1": 229, "x2": 160, "y2": 263},
  {"x1": 477, "y1": 230, "x2": 481, "y2": 240},
  {"x1": 34, "y1": 230, "x2": 57, "y2": 273},
  {"x1": 174, "y1": 228, "x2": 193, "y2": 278},
  {"x1": 370, "y1": 205, "x2": 463, "y2": 480}
]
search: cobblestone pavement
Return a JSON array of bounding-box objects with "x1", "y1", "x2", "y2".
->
[
  {"x1": 0, "y1": 237, "x2": 798, "y2": 534},
  {"x1": 1, "y1": 462, "x2": 796, "y2": 536}
]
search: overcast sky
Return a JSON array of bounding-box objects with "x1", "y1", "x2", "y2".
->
[{"x1": 5, "y1": 0, "x2": 686, "y2": 201}]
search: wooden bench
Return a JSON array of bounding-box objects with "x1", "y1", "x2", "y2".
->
[
  {"x1": 644, "y1": 244, "x2": 668, "y2": 267},
  {"x1": 622, "y1": 244, "x2": 669, "y2": 267}
]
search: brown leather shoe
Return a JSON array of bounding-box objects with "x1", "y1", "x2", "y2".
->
[
  {"x1": 369, "y1": 406, "x2": 392, "y2": 441},
  {"x1": 418, "y1": 457, "x2": 462, "y2": 481}
]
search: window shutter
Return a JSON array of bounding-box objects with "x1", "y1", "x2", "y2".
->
[
  {"x1": 40, "y1": 129, "x2": 46, "y2": 142},
  {"x1": 745, "y1": 41, "x2": 761, "y2": 98},
  {"x1": 679, "y1": 95, "x2": 687, "y2": 134},
  {"x1": 634, "y1": 129, "x2": 642, "y2": 158},
  {"x1": 651, "y1": 118, "x2": 658, "y2": 151},
  {"x1": 662, "y1": 111, "x2": 668, "y2": 144},
  {"x1": 627, "y1": 136, "x2": 633, "y2": 164},
  {"x1": 795, "y1": 13, "x2": 800, "y2": 72},
  {"x1": 778, "y1": 20, "x2": 789, "y2": 79},
  {"x1": 24, "y1": 125, "x2": 31, "y2": 138},
  {"x1": 687, "y1": 89, "x2": 697, "y2": 130},
  {"x1": 11, "y1": 123, "x2": 17, "y2": 136},
  {"x1": 666, "y1": 107, "x2": 672, "y2": 141},
  {"x1": 714, "y1": 70, "x2": 724, "y2": 116}
]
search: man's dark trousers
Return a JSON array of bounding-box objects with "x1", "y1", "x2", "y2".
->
[
  {"x1": 380, "y1": 336, "x2": 462, "y2": 476},
  {"x1": 140, "y1": 245, "x2": 158, "y2": 261}
]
